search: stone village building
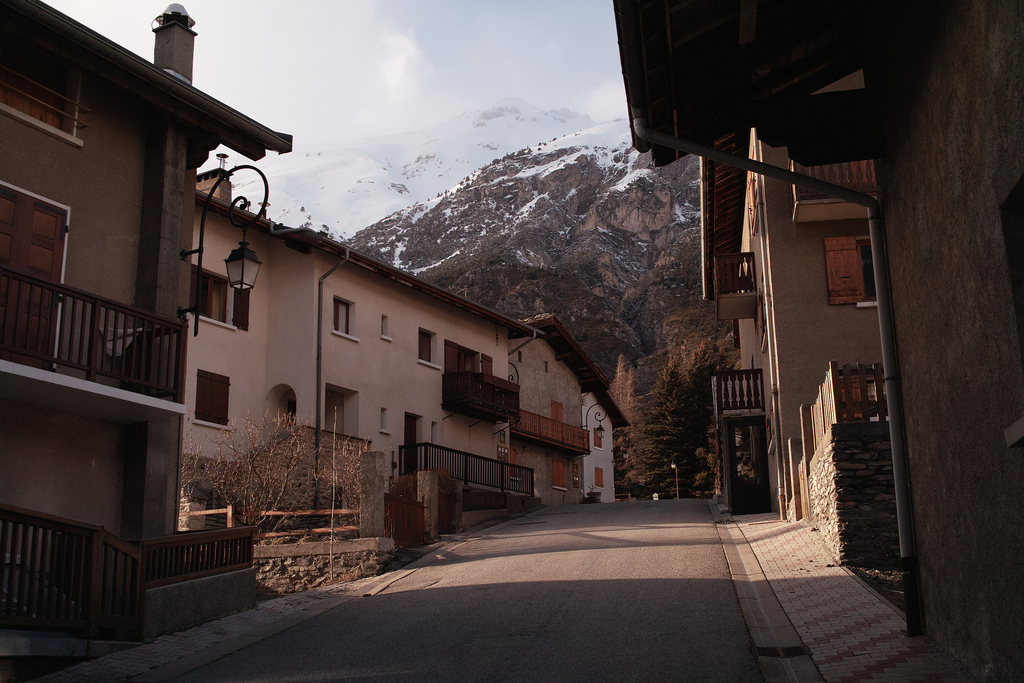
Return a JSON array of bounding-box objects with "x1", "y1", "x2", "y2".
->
[{"x1": 613, "y1": 0, "x2": 1024, "y2": 678}]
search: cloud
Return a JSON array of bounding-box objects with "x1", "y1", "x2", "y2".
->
[
  {"x1": 378, "y1": 31, "x2": 433, "y2": 101},
  {"x1": 580, "y1": 80, "x2": 629, "y2": 123}
]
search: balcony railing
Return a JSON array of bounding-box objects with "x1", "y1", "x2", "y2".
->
[
  {"x1": 511, "y1": 409, "x2": 589, "y2": 455},
  {"x1": 140, "y1": 526, "x2": 255, "y2": 589},
  {"x1": 399, "y1": 442, "x2": 534, "y2": 497},
  {"x1": 0, "y1": 267, "x2": 186, "y2": 401},
  {"x1": 713, "y1": 253, "x2": 758, "y2": 320},
  {"x1": 442, "y1": 370, "x2": 520, "y2": 422},
  {"x1": 804, "y1": 362, "x2": 888, "y2": 455},
  {"x1": 713, "y1": 369, "x2": 765, "y2": 415}
]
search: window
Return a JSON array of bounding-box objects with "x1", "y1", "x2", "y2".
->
[
  {"x1": 333, "y1": 298, "x2": 351, "y2": 335},
  {"x1": 195, "y1": 370, "x2": 229, "y2": 425},
  {"x1": 0, "y1": 183, "x2": 66, "y2": 282},
  {"x1": 191, "y1": 266, "x2": 228, "y2": 322},
  {"x1": 593, "y1": 426, "x2": 603, "y2": 449},
  {"x1": 595, "y1": 467, "x2": 604, "y2": 489},
  {"x1": 381, "y1": 314, "x2": 390, "y2": 338},
  {"x1": 380, "y1": 407, "x2": 389, "y2": 433},
  {"x1": 544, "y1": 361, "x2": 549, "y2": 373},
  {"x1": 552, "y1": 459, "x2": 565, "y2": 489},
  {"x1": 0, "y1": 36, "x2": 84, "y2": 138},
  {"x1": 550, "y1": 401, "x2": 563, "y2": 423},
  {"x1": 444, "y1": 339, "x2": 479, "y2": 372},
  {"x1": 824, "y1": 236, "x2": 876, "y2": 304},
  {"x1": 418, "y1": 330, "x2": 434, "y2": 362}
]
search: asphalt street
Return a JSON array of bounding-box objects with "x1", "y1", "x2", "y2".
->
[{"x1": 171, "y1": 499, "x2": 762, "y2": 682}]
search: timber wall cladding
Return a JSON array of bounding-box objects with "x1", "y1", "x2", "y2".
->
[{"x1": 808, "y1": 421, "x2": 899, "y2": 569}]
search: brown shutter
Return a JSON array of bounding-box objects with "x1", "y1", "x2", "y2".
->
[
  {"x1": 550, "y1": 400, "x2": 563, "y2": 422},
  {"x1": 0, "y1": 186, "x2": 66, "y2": 282},
  {"x1": 444, "y1": 339, "x2": 459, "y2": 372},
  {"x1": 232, "y1": 288, "x2": 250, "y2": 330},
  {"x1": 481, "y1": 353, "x2": 493, "y2": 376},
  {"x1": 595, "y1": 467, "x2": 604, "y2": 488},
  {"x1": 824, "y1": 236, "x2": 863, "y2": 304},
  {"x1": 196, "y1": 369, "x2": 230, "y2": 425}
]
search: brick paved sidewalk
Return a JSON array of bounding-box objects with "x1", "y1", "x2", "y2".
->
[{"x1": 733, "y1": 513, "x2": 968, "y2": 683}]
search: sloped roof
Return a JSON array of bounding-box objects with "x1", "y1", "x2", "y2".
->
[
  {"x1": 4, "y1": 0, "x2": 292, "y2": 162},
  {"x1": 521, "y1": 314, "x2": 629, "y2": 428},
  {"x1": 198, "y1": 192, "x2": 541, "y2": 339},
  {"x1": 614, "y1": 0, "x2": 881, "y2": 167}
]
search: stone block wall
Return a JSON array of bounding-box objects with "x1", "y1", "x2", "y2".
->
[
  {"x1": 808, "y1": 421, "x2": 899, "y2": 568},
  {"x1": 254, "y1": 538, "x2": 394, "y2": 595}
]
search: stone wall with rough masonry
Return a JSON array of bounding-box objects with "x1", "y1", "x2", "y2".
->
[
  {"x1": 808, "y1": 421, "x2": 899, "y2": 568},
  {"x1": 254, "y1": 538, "x2": 394, "y2": 595}
]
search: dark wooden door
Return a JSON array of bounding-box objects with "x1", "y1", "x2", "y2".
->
[
  {"x1": 727, "y1": 417, "x2": 771, "y2": 514},
  {"x1": 402, "y1": 413, "x2": 419, "y2": 474},
  {"x1": 0, "y1": 186, "x2": 66, "y2": 366}
]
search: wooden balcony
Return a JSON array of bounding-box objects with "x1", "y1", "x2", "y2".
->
[
  {"x1": 511, "y1": 409, "x2": 590, "y2": 455},
  {"x1": 791, "y1": 160, "x2": 878, "y2": 222},
  {"x1": 713, "y1": 253, "x2": 758, "y2": 320},
  {"x1": 399, "y1": 442, "x2": 534, "y2": 497},
  {"x1": 713, "y1": 369, "x2": 765, "y2": 417},
  {"x1": 442, "y1": 370, "x2": 520, "y2": 422},
  {"x1": 0, "y1": 267, "x2": 185, "y2": 402},
  {"x1": 804, "y1": 362, "x2": 887, "y2": 455}
]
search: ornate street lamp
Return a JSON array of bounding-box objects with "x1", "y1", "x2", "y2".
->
[
  {"x1": 178, "y1": 164, "x2": 269, "y2": 336},
  {"x1": 584, "y1": 403, "x2": 606, "y2": 441}
]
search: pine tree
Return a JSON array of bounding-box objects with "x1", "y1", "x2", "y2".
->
[
  {"x1": 610, "y1": 355, "x2": 645, "y2": 499},
  {"x1": 640, "y1": 341, "x2": 726, "y2": 498}
]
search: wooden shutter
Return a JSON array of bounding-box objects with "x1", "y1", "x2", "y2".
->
[
  {"x1": 481, "y1": 353, "x2": 493, "y2": 376},
  {"x1": 552, "y1": 459, "x2": 565, "y2": 488},
  {"x1": 595, "y1": 467, "x2": 604, "y2": 488},
  {"x1": 0, "y1": 186, "x2": 66, "y2": 282},
  {"x1": 444, "y1": 339, "x2": 459, "y2": 371},
  {"x1": 824, "y1": 236, "x2": 863, "y2": 304},
  {"x1": 196, "y1": 369, "x2": 230, "y2": 425},
  {"x1": 550, "y1": 400, "x2": 563, "y2": 423},
  {"x1": 232, "y1": 288, "x2": 250, "y2": 330}
]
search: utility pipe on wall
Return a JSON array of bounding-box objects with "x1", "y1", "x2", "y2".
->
[
  {"x1": 632, "y1": 118, "x2": 921, "y2": 636},
  {"x1": 316, "y1": 248, "x2": 350, "y2": 452}
]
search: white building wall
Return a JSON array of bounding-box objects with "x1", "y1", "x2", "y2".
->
[{"x1": 581, "y1": 393, "x2": 615, "y2": 502}]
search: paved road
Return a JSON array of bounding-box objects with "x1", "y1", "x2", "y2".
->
[{"x1": 173, "y1": 499, "x2": 762, "y2": 682}]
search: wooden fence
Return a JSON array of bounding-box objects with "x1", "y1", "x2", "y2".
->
[
  {"x1": 384, "y1": 494, "x2": 425, "y2": 547},
  {"x1": 140, "y1": 527, "x2": 255, "y2": 590},
  {"x1": 806, "y1": 361, "x2": 888, "y2": 455}
]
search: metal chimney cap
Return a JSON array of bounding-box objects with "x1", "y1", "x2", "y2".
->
[{"x1": 155, "y1": 4, "x2": 195, "y2": 29}]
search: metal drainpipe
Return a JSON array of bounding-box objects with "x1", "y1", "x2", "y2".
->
[
  {"x1": 751, "y1": 155, "x2": 788, "y2": 521},
  {"x1": 313, "y1": 248, "x2": 350, "y2": 509},
  {"x1": 632, "y1": 118, "x2": 921, "y2": 635}
]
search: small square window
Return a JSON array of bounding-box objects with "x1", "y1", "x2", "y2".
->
[
  {"x1": 334, "y1": 298, "x2": 351, "y2": 335},
  {"x1": 196, "y1": 270, "x2": 228, "y2": 323},
  {"x1": 418, "y1": 329, "x2": 434, "y2": 362}
]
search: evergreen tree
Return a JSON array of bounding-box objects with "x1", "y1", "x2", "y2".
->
[
  {"x1": 610, "y1": 355, "x2": 645, "y2": 499},
  {"x1": 640, "y1": 341, "x2": 726, "y2": 498}
]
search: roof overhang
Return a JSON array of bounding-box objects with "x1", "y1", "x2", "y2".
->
[
  {"x1": 4, "y1": 0, "x2": 292, "y2": 164},
  {"x1": 614, "y1": 0, "x2": 883, "y2": 168}
]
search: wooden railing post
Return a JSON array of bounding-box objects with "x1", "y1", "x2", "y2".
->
[{"x1": 226, "y1": 504, "x2": 234, "y2": 529}]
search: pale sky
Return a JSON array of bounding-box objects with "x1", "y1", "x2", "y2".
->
[{"x1": 44, "y1": 1, "x2": 626, "y2": 147}]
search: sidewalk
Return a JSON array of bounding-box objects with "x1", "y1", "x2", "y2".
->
[{"x1": 726, "y1": 510, "x2": 968, "y2": 683}]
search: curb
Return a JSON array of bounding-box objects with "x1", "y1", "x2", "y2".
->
[{"x1": 710, "y1": 500, "x2": 825, "y2": 683}]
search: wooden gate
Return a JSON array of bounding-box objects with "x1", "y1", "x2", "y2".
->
[{"x1": 384, "y1": 493, "x2": 424, "y2": 547}]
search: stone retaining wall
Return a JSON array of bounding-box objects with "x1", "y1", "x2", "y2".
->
[
  {"x1": 254, "y1": 537, "x2": 394, "y2": 595},
  {"x1": 808, "y1": 421, "x2": 899, "y2": 568}
]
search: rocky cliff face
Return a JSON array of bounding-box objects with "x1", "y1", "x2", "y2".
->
[{"x1": 347, "y1": 125, "x2": 729, "y2": 388}]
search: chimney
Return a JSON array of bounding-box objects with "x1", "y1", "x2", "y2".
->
[{"x1": 153, "y1": 4, "x2": 196, "y2": 83}]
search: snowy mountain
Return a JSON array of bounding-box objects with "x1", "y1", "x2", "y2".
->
[
  {"x1": 222, "y1": 100, "x2": 600, "y2": 239},
  {"x1": 347, "y1": 122, "x2": 731, "y2": 384}
]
